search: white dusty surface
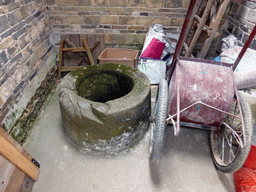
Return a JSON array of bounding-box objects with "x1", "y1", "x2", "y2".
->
[{"x1": 24, "y1": 88, "x2": 237, "y2": 192}]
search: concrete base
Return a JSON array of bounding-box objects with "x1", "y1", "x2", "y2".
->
[{"x1": 22, "y1": 86, "x2": 249, "y2": 191}]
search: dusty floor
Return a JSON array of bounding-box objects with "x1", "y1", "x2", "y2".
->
[{"x1": 23, "y1": 86, "x2": 256, "y2": 192}]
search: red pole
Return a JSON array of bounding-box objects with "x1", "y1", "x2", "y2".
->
[{"x1": 166, "y1": 0, "x2": 198, "y2": 80}]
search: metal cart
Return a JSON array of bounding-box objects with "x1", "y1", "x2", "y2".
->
[{"x1": 149, "y1": 0, "x2": 256, "y2": 173}]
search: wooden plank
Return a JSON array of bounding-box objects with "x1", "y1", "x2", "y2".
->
[
  {"x1": 64, "y1": 52, "x2": 83, "y2": 67},
  {"x1": 62, "y1": 47, "x2": 86, "y2": 52},
  {"x1": 90, "y1": 40, "x2": 100, "y2": 51},
  {"x1": 74, "y1": 57, "x2": 84, "y2": 66},
  {"x1": 81, "y1": 34, "x2": 105, "y2": 63},
  {"x1": 0, "y1": 127, "x2": 36, "y2": 192},
  {"x1": 62, "y1": 43, "x2": 100, "y2": 52},
  {"x1": 194, "y1": 21, "x2": 219, "y2": 37},
  {"x1": 0, "y1": 160, "x2": 17, "y2": 191},
  {"x1": 4, "y1": 166, "x2": 25, "y2": 192},
  {"x1": 0, "y1": 135, "x2": 40, "y2": 181},
  {"x1": 198, "y1": 0, "x2": 230, "y2": 58},
  {"x1": 0, "y1": 152, "x2": 5, "y2": 165},
  {"x1": 58, "y1": 40, "x2": 64, "y2": 78},
  {"x1": 82, "y1": 38, "x2": 95, "y2": 65},
  {"x1": 65, "y1": 39, "x2": 76, "y2": 48},
  {"x1": 0, "y1": 128, "x2": 24, "y2": 192},
  {"x1": 19, "y1": 175, "x2": 34, "y2": 192},
  {"x1": 66, "y1": 34, "x2": 81, "y2": 47},
  {"x1": 94, "y1": 35, "x2": 105, "y2": 63},
  {"x1": 19, "y1": 150, "x2": 35, "y2": 192},
  {"x1": 180, "y1": 0, "x2": 203, "y2": 56},
  {"x1": 86, "y1": 34, "x2": 98, "y2": 63},
  {"x1": 185, "y1": 0, "x2": 215, "y2": 57},
  {"x1": 95, "y1": 34, "x2": 106, "y2": 63},
  {"x1": 61, "y1": 66, "x2": 83, "y2": 71}
]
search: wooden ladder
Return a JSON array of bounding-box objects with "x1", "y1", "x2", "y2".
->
[
  {"x1": 182, "y1": 0, "x2": 230, "y2": 58},
  {"x1": 168, "y1": 0, "x2": 256, "y2": 80}
]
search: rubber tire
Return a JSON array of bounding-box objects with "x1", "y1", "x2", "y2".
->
[
  {"x1": 210, "y1": 91, "x2": 253, "y2": 173},
  {"x1": 149, "y1": 79, "x2": 168, "y2": 162}
]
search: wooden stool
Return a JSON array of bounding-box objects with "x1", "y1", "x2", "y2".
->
[{"x1": 58, "y1": 34, "x2": 105, "y2": 78}]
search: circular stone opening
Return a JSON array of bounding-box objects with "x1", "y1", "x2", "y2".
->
[
  {"x1": 58, "y1": 63, "x2": 151, "y2": 154},
  {"x1": 77, "y1": 71, "x2": 134, "y2": 103}
]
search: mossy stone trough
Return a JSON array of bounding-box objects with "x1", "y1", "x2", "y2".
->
[{"x1": 58, "y1": 63, "x2": 151, "y2": 154}]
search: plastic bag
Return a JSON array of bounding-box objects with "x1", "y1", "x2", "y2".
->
[
  {"x1": 218, "y1": 34, "x2": 256, "y2": 89},
  {"x1": 141, "y1": 24, "x2": 166, "y2": 55},
  {"x1": 138, "y1": 58, "x2": 166, "y2": 84},
  {"x1": 221, "y1": 34, "x2": 238, "y2": 52},
  {"x1": 140, "y1": 37, "x2": 166, "y2": 59},
  {"x1": 141, "y1": 24, "x2": 177, "y2": 66},
  {"x1": 219, "y1": 35, "x2": 256, "y2": 73}
]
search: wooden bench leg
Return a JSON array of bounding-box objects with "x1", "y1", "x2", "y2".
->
[
  {"x1": 58, "y1": 40, "x2": 64, "y2": 78},
  {"x1": 82, "y1": 38, "x2": 95, "y2": 65}
]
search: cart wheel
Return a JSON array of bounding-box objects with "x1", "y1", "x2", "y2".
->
[
  {"x1": 149, "y1": 79, "x2": 168, "y2": 162},
  {"x1": 210, "y1": 91, "x2": 253, "y2": 173}
]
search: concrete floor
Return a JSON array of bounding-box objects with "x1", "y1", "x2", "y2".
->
[{"x1": 24, "y1": 86, "x2": 256, "y2": 192}]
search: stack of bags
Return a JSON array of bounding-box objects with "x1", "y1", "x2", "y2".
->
[
  {"x1": 138, "y1": 24, "x2": 177, "y2": 84},
  {"x1": 216, "y1": 34, "x2": 256, "y2": 89}
]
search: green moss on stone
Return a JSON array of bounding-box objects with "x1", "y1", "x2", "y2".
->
[
  {"x1": 72, "y1": 63, "x2": 135, "y2": 103},
  {"x1": 78, "y1": 73, "x2": 120, "y2": 102},
  {"x1": 10, "y1": 67, "x2": 58, "y2": 145}
]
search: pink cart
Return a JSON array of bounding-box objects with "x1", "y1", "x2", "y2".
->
[{"x1": 149, "y1": 0, "x2": 256, "y2": 173}]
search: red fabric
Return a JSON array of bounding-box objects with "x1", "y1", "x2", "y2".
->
[
  {"x1": 244, "y1": 145, "x2": 256, "y2": 169},
  {"x1": 234, "y1": 167, "x2": 256, "y2": 192},
  {"x1": 141, "y1": 37, "x2": 165, "y2": 59},
  {"x1": 234, "y1": 145, "x2": 256, "y2": 192}
]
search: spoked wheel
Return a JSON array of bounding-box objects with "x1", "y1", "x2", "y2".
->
[
  {"x1": 149, "y1": 79, "x2": 168, "y2": 162},
  {"x1": 210, "y1": 91, "x2": 253, "y2": 173}
]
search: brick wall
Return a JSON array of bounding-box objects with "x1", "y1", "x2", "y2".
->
[
  {"x1": 225, "y1": 0, "x2": 256, "y2": 48},
  {"x1": 3, "y1": 0, "x2": 254, "y2": 137},
  {"x1": 47, "y1": 0, "x2": 189, "y2": 49},
  {"x1": 0, "y1": 0, "x2": 56, "y2": 131},
  {"x1": 0, "y1": 0, "x2": 189, "y2": 133}
]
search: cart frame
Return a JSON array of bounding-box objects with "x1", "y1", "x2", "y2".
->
[
  {"x1": 166, "y1": 57, "x2": 246, "y2": 149},
  {"x1": 149, "y1": 0, "x2": 256, "y2": 173}
]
